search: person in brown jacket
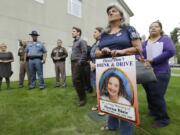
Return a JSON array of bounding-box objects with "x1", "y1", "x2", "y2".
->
[
  {"x1": 18, "y1": 40, "x2": 30, "y2": 88},
  {"x1": 51, "y1": 39, "x2": 68, "y2": 88}
]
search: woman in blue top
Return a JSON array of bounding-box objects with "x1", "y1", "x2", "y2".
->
[
  {"x1": 96, "y1": 4, "x2": 142, "y2": 135},
  {"x1": 90, "y1": 27, "x2": 104, "y2": 112},
  {"x1": 90, "y1": 27, "x2": 104, "y2": 91}
]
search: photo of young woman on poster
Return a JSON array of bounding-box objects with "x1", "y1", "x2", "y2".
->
[{"x1": 99, "y1": 68, "x2": 133, "y2": 106}]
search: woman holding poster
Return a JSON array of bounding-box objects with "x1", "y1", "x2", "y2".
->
[
  {"x1": 96, "y1": 3, "x2": 142, "y2": 135},
  {"x1": 141, "y1": 21, "x2": 175, "y2": 128}
]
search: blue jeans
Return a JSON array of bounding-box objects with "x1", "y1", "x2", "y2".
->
[
  {"x1": 142, "y1": 73, "x2": 170, "y2": 125},
  {"x1": 28, "y1": 59, "x2": 45, "y2": 88},
  {"x1": 90, "y1": 71, "x2": 96, "y2": 89},
  {"x1": 107, "y1": 115, "x2": 133, "y2": 135}
]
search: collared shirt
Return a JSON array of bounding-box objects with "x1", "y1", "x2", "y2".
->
[
  {"x1": 25, "y1": 41, "x2": 47, "y2": 58},
  {"x1": 71, "y1": 38, "x2": 87, "y2": 62}
]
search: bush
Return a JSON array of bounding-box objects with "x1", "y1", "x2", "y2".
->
[{"x1": 176, "y1": 43, "x2": 180, "y2": 64}]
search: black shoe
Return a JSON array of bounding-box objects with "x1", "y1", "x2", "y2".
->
[
  {"x1": 152, "y1": 121, "x2": 169, "y2": 128},
  {"x1": 40, "y1": 87, "x2": 45, "y2": 90},
  {"x1": 29, "y1": 87, "x2": 35, "y2": 90},
  {"x1": 78, "y1": 100, "x2": 86, "y2": 107},
  {"x1": 86, "y1": 87, "x2": 93, "y2": 93},
  {"x1": 88, "y1": 89, "x2": 93, "y2": 93},
  {"x1": 19, "y1": 85, "x2": 24, "y2": 88},
  {"x1": 61, "y1": 84, "x2": 66, "y2": 88},
  {"x1": 54, "y1": 84, "x2": 60, "y2": 88}
]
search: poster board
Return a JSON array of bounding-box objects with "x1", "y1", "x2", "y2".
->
[{"x1": 96, "y1": 55, "x2": 139, "y2": 125}]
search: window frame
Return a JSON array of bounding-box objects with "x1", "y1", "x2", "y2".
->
[
  {"x1": 67, "y1": 0, "x2": 82, "y2": 18},
  {"x1": 34, "y1": 0, "x2": 45, "y2": 4}
]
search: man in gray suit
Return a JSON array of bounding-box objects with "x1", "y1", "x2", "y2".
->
[{"x1": 71, "y1": 27, "x2": 87, "y2": 106}]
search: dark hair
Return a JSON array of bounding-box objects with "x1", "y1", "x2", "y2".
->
[
  {"x1": 19, "y1": 40, "x2": 23, "y2": 46},
  {"x1": 150, "y1": 20, "x2": 164, "y2": 35},
  {"x1": 72, "y1": 26, "x2": 82, "y2": 36},
  {"x1": 95, "y1": 27, "x2": 104, "y2": 33},
  {"x1": 102, "y1": 73, "x2": 126, "y2": 97}
]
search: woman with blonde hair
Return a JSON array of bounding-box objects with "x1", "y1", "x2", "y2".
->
[{"x1": 0, "y1": 43, "x2": 14, "y2": 90}]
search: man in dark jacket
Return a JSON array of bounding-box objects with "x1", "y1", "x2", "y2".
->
[
  {"x1": 84, "y1": 45, "x2": 93, "y2": 93},
  {"x1": 71, "y1": 27, "x2": 87, "y2": 106},
  {"x1": 51, "y1": 39, "x2": 68, "y2": 88}
]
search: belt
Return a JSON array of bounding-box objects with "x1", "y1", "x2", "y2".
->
[
  {"x1": 29, "y1": 57, "x2": 42, "y2": 60},
  {"x1": 54, "y1": 59, "x2": 65, "y2": 62},
  {"x1": 71, "y1": 60, "x2": 80, "y2": 62}
]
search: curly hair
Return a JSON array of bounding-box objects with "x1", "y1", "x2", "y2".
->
[{"x1": 101, "y1": 72, "x2": 126, "y2": 97}]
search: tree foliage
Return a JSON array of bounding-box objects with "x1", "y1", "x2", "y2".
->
[
  {"x1": 176, "y1": 43, "x2": 180, "y2": 64},
  {"x1": 170, "y1": 27, "x2": 180, "y2": 44}
]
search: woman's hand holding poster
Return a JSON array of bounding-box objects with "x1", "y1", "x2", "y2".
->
[{"x1": 96, "y1": 55, "x2": 139, "y2": 125}]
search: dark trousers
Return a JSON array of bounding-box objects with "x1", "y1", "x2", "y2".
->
[
  {"x1": 19, "y1": 61, "x2": 30, "y2": 86},
  {"x1": 84, "y1": 62, "x2": 92, "y2": 91},
  {"x1": 0, "y1": 77, "x2": 10, "y2": 89},
  {"x1": 54, "y1": 61, "x2": 66, "y2": 86},
  {"x1": 71, "y1": 61, "x2": 86, "y2": 101},
  {"x1": 142, "y1": 73, "x2": 170, "y2": 125}
]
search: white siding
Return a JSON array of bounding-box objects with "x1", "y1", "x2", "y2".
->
[{"x1": 0, "y1": 0, "x2": 132, "y2": 81}]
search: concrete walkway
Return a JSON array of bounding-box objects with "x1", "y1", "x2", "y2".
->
[
  {"x1": 171, "y1": 67, "x2": 180, "y2": 70},
  {"x1": 171, "y1": 73, "x2": 180, "y2": 77},
  {"x1": 171, "y1": 67, "x2": 180, "y2": 76}
]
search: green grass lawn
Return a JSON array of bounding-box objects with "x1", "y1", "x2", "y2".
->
[
  {"x1": 171, "y1": 68, "x2": 180, "y2": 74},
  {"x1": 0, "y1": 76, "x2": 180, "y2": 135}
]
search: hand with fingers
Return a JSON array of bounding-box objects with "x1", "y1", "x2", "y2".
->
[
  {"x1": 101, "y1": 47, "x2": 111, "y2": 55},
  {"x1": 111, "y1": 50, "x2": 125, "y2": 57}
]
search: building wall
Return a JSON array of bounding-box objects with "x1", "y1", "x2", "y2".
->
[{"x1": 0, "y1": 0, "x2": 131, "y2": 81}]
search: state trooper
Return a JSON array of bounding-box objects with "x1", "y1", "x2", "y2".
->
[
  {"x1": 24, "y1": 30, "x2": 47, "y2": 90},
  {"x1": 51, "y1": 39, "x2": 68, "y2": 88}
]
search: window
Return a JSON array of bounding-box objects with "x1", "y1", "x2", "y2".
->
[
  {"x1": 34, "y1": 0, "x2": 45, "y2": 4},
  {"x1": 68, "y1": 0, "x2": 82, "y2": 18}
]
